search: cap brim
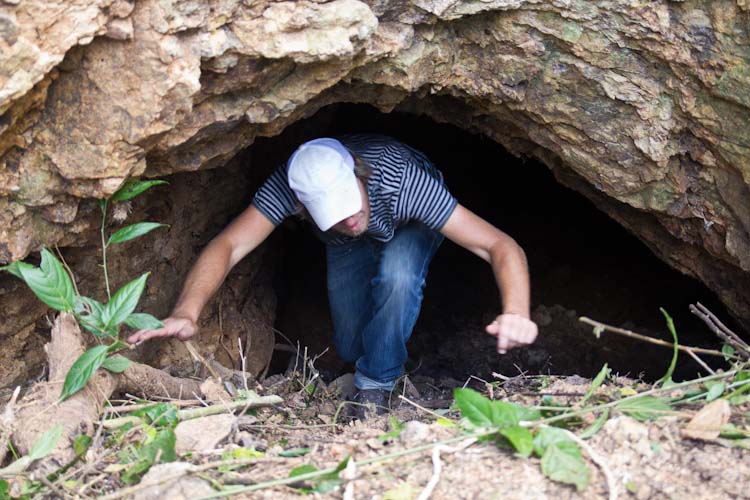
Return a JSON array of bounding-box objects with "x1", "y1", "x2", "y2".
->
[{"x1": 307, "y1": 177, "x2": 362, "y2": 231}]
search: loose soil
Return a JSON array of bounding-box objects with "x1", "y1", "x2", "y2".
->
[{"x1": 4, "y1": 368, "x2": 749, "y2": 500}]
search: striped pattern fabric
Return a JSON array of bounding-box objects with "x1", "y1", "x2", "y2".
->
[{"x1": 252, "y1": 134, "x2": 457, "y2": 245}]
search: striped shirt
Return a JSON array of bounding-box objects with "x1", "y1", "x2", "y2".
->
[{"x1": 252, "y1": 134, "x2": 457, "y2": 245}]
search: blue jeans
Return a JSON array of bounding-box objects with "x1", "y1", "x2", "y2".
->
[{"x1": 326, "y1": 223, "x2": 443, "y2": 390}]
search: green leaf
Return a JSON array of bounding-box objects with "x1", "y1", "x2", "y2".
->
[
  {"x1": 658, "y1": 308, "x2": 679, "y2": 387},
  {"x1": 289, "y1": 464, "x2": 318, "y2": 477},
  {"x1": 130, "y1": 403, "x2": 178, "y2": 428},
  {"x1": 223, "y1": 448, "x2": 265, "y2": 460},
  {"x1": 722, "y1": 344, "x2": 736, "y2": 362},
  {"x1": 121, "y1": 459, "x2": 152, "y2": 484},
  {"x1": 142, "y1": 429, "x2": 176, "y2": 463},
  {"x1": 124, "y1": 313, "x2": 164, "y2": 330},
  {"x1": 74, "y1": 296, "x2": 108, "y2": 337},
  {"x1": 102, "y1": 273, "x2": 150, "y2": 333},
  {"x1": 579, "y1": 409, "x2": 610, "y2": 440},
  {"x1": 454, "y1": 388, "x2": 538, "y2": 428},
  {"x1": 0, "y1": 479, "x2": 8, "y2": 498},
  {"x1": 0, "y1": 260, "x2": 34, "y2": 279},
  {"x1": 29, "y1": 425, "x2": 63, "y2": 461},
  {"x1": 616, "y1": 396, "x2": 673, "y2": 421},
  {"x1": 533, "y1": 427, "x2": 571, "y2": 457},
  {"x1": 313, "y1": 479, "x2": 341, "y2": 494},
  {"x1": 705, "y1": 381, "x2": 726, "y2": 401},
  {"x1": 379, "y1": 416, "x2": 405, "y2": 443},
  {"x1": 101, "y1": 355, "x2": 132, "y2": 373},
  {"x1": 540, "y1": 439, "x2": 590, "y2": 491},
  {"x1": 499, "y1": 425, "x2": 534, "y2": 457},
  {"x1": 506, "y1": 402, "x2": 542, "y2": 423},
  {"x1": 311, "y1": 455, "x2": 349, "y2": 492},
  {"x1": 60, "y1": 346, "x2": 109, "y2": 400},
  {"x1": 74, "y1": 435, "x2": 93, "y2": 459},
  {"x1": 17, "y1": 249, "x2": 75, "y2": 312},
  {"x1": 111, "y1": 179, "x2": 167, "y2": 202},
  {"x1": 454, "y1": 388, "x2": 495, "y2": 427},
  {"x1": 108, "y1": 222, "x2": 166, "y2": 246},
  {"x1": 279, "y1": 447, "x2": 311, "y2": 458},
  {"x1": 580, "y1": 363, "x2": 609, "y2": 405}
]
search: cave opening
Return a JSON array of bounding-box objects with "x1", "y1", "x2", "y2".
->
[{"x1": 235, "y1": 103, "x2": 733, "y2": 384}]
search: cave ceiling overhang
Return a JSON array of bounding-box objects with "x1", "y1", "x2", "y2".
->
[{"x1": 0, "y1": 0, "x2": 749, "y2": 328}]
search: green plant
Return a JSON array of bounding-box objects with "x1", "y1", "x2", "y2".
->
[
  {"x1": 1, "y1": 179, "x2": 167, "y2": 401},
  {"x1": 0, "y1": 425, "x2": 62, "y2": 478},
  {"x1": 453, "y1": 388, "x2": 591, "y2": 491},
  {"x1": 287, "y1": 456, "x2": 351, "y2": 494}
]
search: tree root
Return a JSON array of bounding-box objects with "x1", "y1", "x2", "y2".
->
[{"x1": 7, "y1": 313, "x2": 224, "y2": 474}]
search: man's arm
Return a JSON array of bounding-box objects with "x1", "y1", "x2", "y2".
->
[
  {"x1": 127, "y1": 205, "x2": 276, "y2": 343},
  {"x1": 440, "y1": 203, "x2": 538, "y2": 353}
]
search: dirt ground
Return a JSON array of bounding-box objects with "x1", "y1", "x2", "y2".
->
[{"x1": 4, "y1": 367, "x2": 748, "y2": 500}]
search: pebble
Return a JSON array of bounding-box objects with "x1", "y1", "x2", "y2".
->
[{"x1": 399, "y1": 421, "x2": 431, "y2": 446}]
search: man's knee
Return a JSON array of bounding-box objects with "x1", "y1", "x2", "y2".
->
[{"x1": 374, "y1": 268, "x2": 425, "y2": 298}]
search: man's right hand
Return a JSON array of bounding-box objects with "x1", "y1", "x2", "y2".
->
[{"x1": 126, "y1": 316, "x2": 198, "y2": 344}]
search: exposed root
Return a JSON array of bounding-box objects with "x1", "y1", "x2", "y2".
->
[
  {"x1": 12, "y1": 313, "x2": 117, "y2": 473},
  {"x1": 8, "y1": 313, "x2": 231, "y2": 474},
  {"x1": 117, "y1": 362, "x2": 202, "y2": 400}
]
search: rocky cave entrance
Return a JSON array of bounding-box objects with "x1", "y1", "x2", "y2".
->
[{"x1": 215, "y1": 103, "x2": 736, "y2": 385}]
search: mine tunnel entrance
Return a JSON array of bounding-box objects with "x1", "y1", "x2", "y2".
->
[{"x1": 241, "y1": 103, "x2": 734, "y2": 383}]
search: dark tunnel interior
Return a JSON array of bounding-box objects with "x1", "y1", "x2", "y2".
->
[{"x1": 243, "y1": 103, "x2": 736, "y2": 383}]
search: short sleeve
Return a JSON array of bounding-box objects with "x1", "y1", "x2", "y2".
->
[
  {"x1": 251, "y1": 164, "x2": 298, "y2": 225},
  {"x1": 396, "y1": 159, "x2": 458, "y2": 230}
]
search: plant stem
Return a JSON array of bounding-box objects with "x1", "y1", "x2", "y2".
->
[
  {"x1": 100, "y1": 200, "x2": 111, "y2": 300},
  {"x1": 101, "y1": 395, "x2": 283, "y2": 429},
  {"x1": 524, "y1": 369, "x2": 740, "y2": 428},
  {"x1": 580, "y1": 317, "x2": 743, "y2": 361},
  {"x1": 677, "y1": 378, "x2": 750, "y2": 404},
  {"x1": 194, "y1": 435, "x2": 475, "y2": 499}
]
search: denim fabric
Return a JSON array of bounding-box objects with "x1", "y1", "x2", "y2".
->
[{"x1": 326, "y1": 222, "x2": 443, "y2": 390}]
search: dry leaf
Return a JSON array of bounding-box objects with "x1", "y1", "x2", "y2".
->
[{"x1": 682, "y1": 399, "x2": 731, "y2": 440}]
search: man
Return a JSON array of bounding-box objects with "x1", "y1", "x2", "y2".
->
[{"x1": 128, "y1": 134, "x2": 538, "y2": 415}]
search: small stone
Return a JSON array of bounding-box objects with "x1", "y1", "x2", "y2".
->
[
  {"x1": 133, "y1": 462, "x2": 213, "y2": 500},
  {"x1": 329, "y1": 442, "x2": 355, "y2": 460},
  {"x1": 200, "y1": 378, "x2": 231, "y2": 403},
  {"x1": 366, "y1": 437, "x2": 384, "y2": 450},
  {"x1": 399, "y1": 421, "x2": 431, "y2": 446},
  {"x1": 635, "y1": 483, "x2": 653, "y2": 500},
  {"x1": 329, "y1": 373, "x2": 356, "y2": 399},
  {"x1": 237, "y1": 432, "x2": 267, "y2": 451},
  {"x1": 175, "y1": 414, "x2": 235, "y2": 454}
]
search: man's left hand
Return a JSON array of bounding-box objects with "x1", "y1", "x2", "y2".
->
[{"x1": 485, "y1": 314, "x2": 538, "y2": 354}]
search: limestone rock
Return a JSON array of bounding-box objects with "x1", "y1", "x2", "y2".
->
[{"x1": 0, "y1": 0, "x2": 749, "y2": 384}]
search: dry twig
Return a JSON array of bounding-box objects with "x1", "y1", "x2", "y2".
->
[
  {"x1": 689, "y1": 303, "x2": 750, "y2": 359},
  {"x1": 579, "y1": 317, "x2": 743, "y2": 361},
  {"x1": 185, "y1": 340, "x2": 222, "y2": 381},
  {"x1": 398, "y1": 395, "x2": 452, "y2": 421},
  {"x1": 417, "y1": 438, "x2": 477, "y2": 500},
  {"x1": 562, "y1": 428, "x2": 617, "y2": 500}
]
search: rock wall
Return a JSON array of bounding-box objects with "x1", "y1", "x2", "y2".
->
[
  {"x1": 0, "y1": 153, "x2": 278, "y2": 389},
  {"x1": 0, "y1": 0, "x2": 749, "y2": 385}
]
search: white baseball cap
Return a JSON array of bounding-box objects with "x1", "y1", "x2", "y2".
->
[{"x1": 287, "y1": 138, "x2": 362, "y2": 231}]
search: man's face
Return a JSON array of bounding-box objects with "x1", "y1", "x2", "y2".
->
[{"x1": 329, "y1": 178, "x2": 370, "y2": 238}]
